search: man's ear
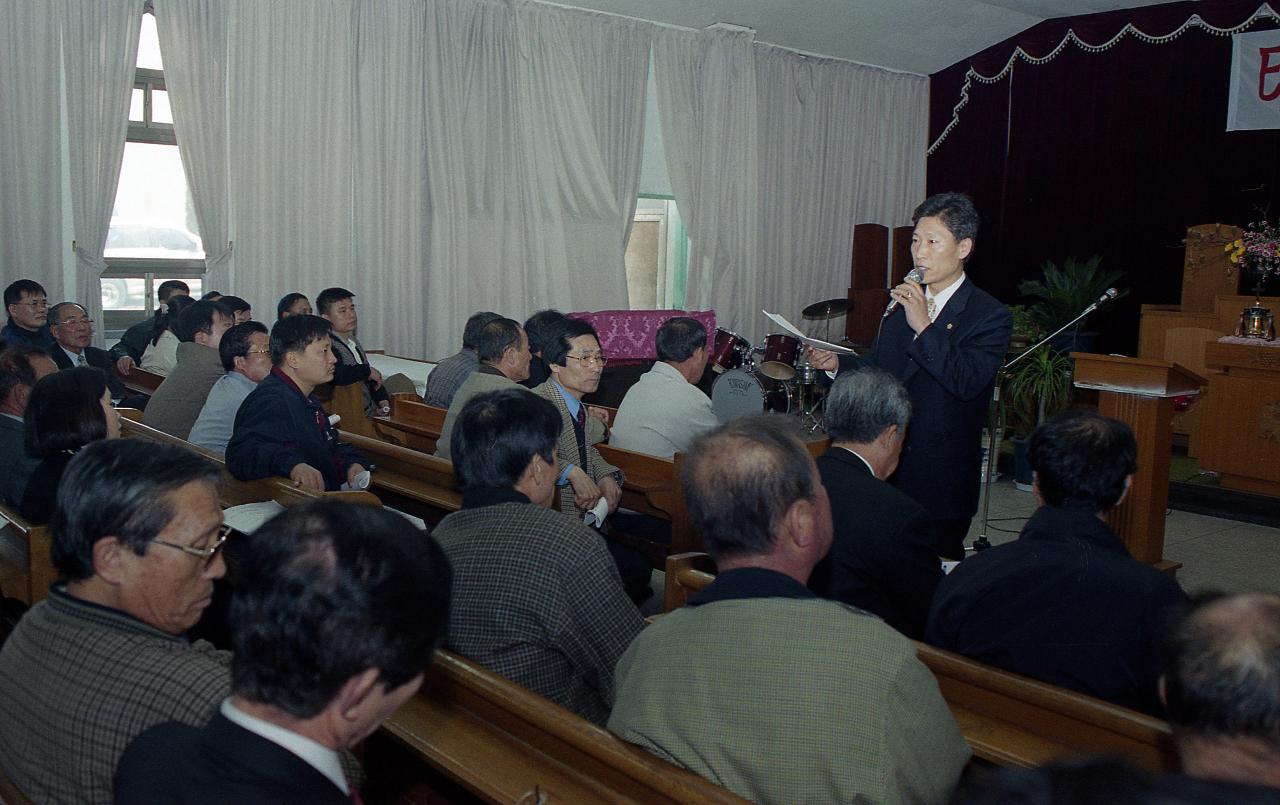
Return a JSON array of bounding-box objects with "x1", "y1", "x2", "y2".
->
[
  {"x1": 782, "y1": 497, "x2": 818, "y2": 551},
  {"x1": 957, "y1": 237, "x2": 974, "y2": 262},
  {"x1": 92, "y1": 536, "x2": 129, "y2": 585},
  {"x1": 1115, "y1": 474, "x2": 1134, "y2": 508},
  {"x1": 1157, "y1": 675, "x2": 1168, "y2": 709},
  {"x1": 336, "y1": 667, "x2": 380, "y2": 723},
  {"x1": 876, "y1": 424, "x2": 899, "y2": 450}
]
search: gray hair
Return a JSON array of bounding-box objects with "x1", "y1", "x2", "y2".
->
[{"x1": 824, "y1": 367, "x2": 911, "y2": 444}]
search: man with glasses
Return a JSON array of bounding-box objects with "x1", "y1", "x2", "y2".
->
[
  {"x1": 46, "y1": 301, "x2": 127, "y2": 399},
  {"x1": 0, "y1": 439, "x2": 232, "y2": 804},
  {"x1": 534, "y1": 318, "x2": 623, "y2": 518},
  {"x1": 189, "y1": 322, "x2": 273, "y2": 454},
  {"x1": 2, "y1": 279, "x2": 55, "y2": 349}
]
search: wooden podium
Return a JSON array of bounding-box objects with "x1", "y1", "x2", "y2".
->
[
  {"x1": 1071, "y1": 354, "x2": 1206, "y2": 573},
  {"x1": 1197, "y1": 340, "x2": 1280, "y2": 497}
]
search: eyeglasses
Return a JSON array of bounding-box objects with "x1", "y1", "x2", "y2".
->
[
  {"x1": 13, "y1": 300, "x2": 47, "y2": 309},
  {"x1": 566, "y1": 353, "x2": 608, "y2": 368},
  {"x1": 53, "y1": 318, "x2": 93, "y2": 327},
  {"x1": 245, "y1": 348, "x2": 271, "y2": 356},
  {"x1": 152, "y1": 524, "x2": 231, "y2": 566}
]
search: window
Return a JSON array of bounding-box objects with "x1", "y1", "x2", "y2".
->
[
  {"x1": 102, "y1": 13, "x2": 204, "y2": 338},
  {"x1": 624, "y1": 196, "x2": 688, "y2": 310}
]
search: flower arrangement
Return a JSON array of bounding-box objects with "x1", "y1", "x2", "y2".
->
[{"x1": 1225, "y1": 220, "x2": 1280, "y2": 279}]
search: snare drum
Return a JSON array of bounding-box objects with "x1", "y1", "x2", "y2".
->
[
  {"x1": 758, "y1": 333, "x2": 800, "y2": 380},
  {"x1": 710, "y1": 328, "x2": 752, "y2": 373},
  {"x1": 712, "y1": 369, "x2": 794, "y2": 421}
]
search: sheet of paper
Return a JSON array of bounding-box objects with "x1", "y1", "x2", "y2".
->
[
  {"x1": 763, "y1": 310, "x2": 856, "y2": 354},
  {"x1": 222, "y1": 501, "x2": 286, "y2": 535}
]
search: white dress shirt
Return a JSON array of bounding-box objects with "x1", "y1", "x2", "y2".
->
[{"x1": 220, "y1": 698, "x2": 349, "y2": 794}]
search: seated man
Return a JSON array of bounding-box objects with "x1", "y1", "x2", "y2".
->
[
  {"x1": 533, "y1": 318, "x2": 622, "y2": 518},
  {"x1": 1161, "y1": 593, "x2": 1280, "y2": 790},
  {"x1": 142, "y1": 300, "x2": 234, "y2": 439},
  {"x1": 110, "y1": 279, "x2": 188, "y2": 376},
  {"x1": 927, "y1": 410, "x2": 1189, "y2": 714},
  {"x1": 435, "y1": 317, "x2": 530, "y2": 459},
  {"x1": 276, "y1": 292, "x2": 312, "y2": 319},
  {"x1": 189, "y1": 321, "x2": 272, "y2": 454},
  {"x1": 116, "y1": 501, "x2": 452, "y2": 804},
  {"x1": 809, "y1": 367, "x2": 941, "y2": 639},
  {"x1": 608, "y1": 415, "x2": 969, "y2": 804},
  {"x1": 316, "y1": 287, "x2": 388, "y2": 418},
  {"x1": 610, "y1": 316, "x2": 717, "y2": 458},
  {"x1": 1, "y1": 279, "x2": 54, "y2": 349},
  {"x1": 227, "y1": 315, "x2": 369, "y2": 492},
  {"x1": 46, "y1": 301, "x2": 127, "y2": 399},
  {"x1": 520, "y1": 309, "x2": 566, "y2": 389},
  {"x1": 431, "y1": 388, "x2": 644, "y2": 724},
  {"x1": 422, "y1": 310, "x2": 501, "y2": 408},
  {"x1": 0, "y1": 346, "x2": 57, "y2": 506},
  {"x1": 0, "y1": 439, "x2": 231, "y2": 803},
  {"x1": 218, "y1": 294, "x2": 253, "y2": 324}
]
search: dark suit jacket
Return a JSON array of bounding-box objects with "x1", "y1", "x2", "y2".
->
[
  {"x1": 48, "y1": 343, "x2": 127, "y2": 399},
  {"x1": 810, "y1": 447, "x2": 942, "y2": 639},
  {"x1": 115, "y1": 712, "x2": 351, "y2": 805},
  {"x1": 838, "y1": 278, "x2": 1010, "y2": 524},
  {"x1": 329, "y1": 333, "x2": 388, "y2": 416}
]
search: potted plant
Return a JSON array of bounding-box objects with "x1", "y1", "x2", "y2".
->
[
  {"x1": 1006, "y1": 304, "x2": 1042, "y2": 352},
  {"x1": 1017, "y1": 256, "x2": 1126, "y2": 353},
  {"x1": 1002, "y1": 346, "x2": 1073, "y2": 490}
]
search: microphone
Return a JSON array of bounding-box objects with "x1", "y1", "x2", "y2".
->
[
  {"x1": 883, "y1": 268, "x2": 925, "y2": 318},
  {"x1": 1094, "y1": 288, "x2": 1119, "y2": 307}
]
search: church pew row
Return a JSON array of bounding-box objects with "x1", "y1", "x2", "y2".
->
[
  {"x1": 0, "y1": 503, "x2": 54, "y2": 606},
  {"x1": 118, "y1": 366, "x2": 164, "y2": 397},
  {"x1": 380, "y1": 648, "x2": 752, "y2": 804},
  {"x1": 662, "y1": 552, "x2": 1179, "y2": 773}
]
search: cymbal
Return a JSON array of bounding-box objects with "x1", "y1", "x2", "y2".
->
[{"x1": 801, "y1": 297, "x2": 851, "y2": 320}]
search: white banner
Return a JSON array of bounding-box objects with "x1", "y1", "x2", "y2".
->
[{"x1": 1228, "y1": 30, "x2": 1280, "y2": 131}]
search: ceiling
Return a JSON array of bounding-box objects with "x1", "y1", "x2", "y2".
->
[{"x1": 551, "y1": 0, "x2": 1182, "y2": 75}]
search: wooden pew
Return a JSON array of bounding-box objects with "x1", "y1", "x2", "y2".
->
[
  {"x1": 372, "y1": 394, "x2": 447, "y2": 453},
  {"x1": 381, "y1": 648, "x2": 751, "y2": 804},
  {"x1": 0, "y1": 504, "x2": 54, "y2": 606},
  {"x1": 662, "y1": 552, "x2": 1178, "y2": 773},
  {"x1": 0, "y1": 765, "x2": 33, "y2": 805},
  {"x1": 118, "y1": 366, "x2": 163, "y2": 397},
  {"x1": 338, "y1": 430, "x2": 461, "y2": 526}
]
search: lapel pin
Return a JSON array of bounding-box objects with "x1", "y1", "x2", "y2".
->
[{"x1": 946, "y1": 322, "x2": 954, "y2": 330}]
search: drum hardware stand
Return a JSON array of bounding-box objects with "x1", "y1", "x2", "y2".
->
[{"x1": 971, "y1": 289, "x2": 1118, "y2": 553}]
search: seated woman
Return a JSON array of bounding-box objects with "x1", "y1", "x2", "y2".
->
[
  {"x1": 139, "y1": 294, "x2": 196, "y2": 376},
  {"x1": 19, "y1": 367, "x2": 122, "y2": 523}
]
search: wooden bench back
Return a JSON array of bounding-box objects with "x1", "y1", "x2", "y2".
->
[
  {"x1": 661, "y1": 552, "x2": 1178, "y2": 772},
  {"x1": 338, "y1": 430, "x2": 461, "y2": 523},
  {"x1": 381, "y1": 648, "x2": 752, "y2": 804},
  {"x1": 119, "y1": 367, "x2": 163, "y2": 396},
  {"x1": 373, "y1": 394, "x2": 447, "y2": 453},
  {"x1": 0, "y1": 503, "x2": 54, "y2": 606},
  {"x1": 317, "y1": 380, "x2": 377, "y2": 438}
]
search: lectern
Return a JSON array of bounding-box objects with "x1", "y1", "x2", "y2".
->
[{"x1": 1071, "y1": 353, "x2": 1206, "y2": 573}]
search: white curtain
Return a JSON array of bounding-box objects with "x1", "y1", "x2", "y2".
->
[
  {"x1": 0, "y1": 4, "x2": 62, "y2": 298},
  {"x1": 755, "y1": 47, "x2": 929, "y2": 333},
  {"x1": 60, "y1": 0, "x2": 144, "y2": 345},
  {"x1": 653, "y1": 26, "x2": 763, "y2": 341},
  {"x1": 154, "y1": 0, "x2": 233, "y2": 291},
  {"x1": 226, "y1": 0, "x2": 356, "y2": 318}
]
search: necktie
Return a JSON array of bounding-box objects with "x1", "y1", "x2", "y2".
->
[
  {"x1": 76, "y1": 353, "x2": 87, "y2": 366},
  {"x1": 927, "y1": 295, "x2": 938, "y2": 322},
  {"x1": 572, "y1": 403, "x2": 589, "y2": 467}
]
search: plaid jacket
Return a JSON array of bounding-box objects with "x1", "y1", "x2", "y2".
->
[
  {"x1": 422, "y1": 348, "x2": 478, "y2": 409},
  {"x1": 532, "y1": 380, "x2": 622, "y2": 516},
  {"x1": 0, "y1": 586, "x2": 231, "y2": 805},
  {"x1": 431, "y1": 499, "x2": 645, "y2": 725}
]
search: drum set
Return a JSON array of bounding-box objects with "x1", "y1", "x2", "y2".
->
[{"x1": 707, "y1": 298, "x2": 851, "y2": 430}]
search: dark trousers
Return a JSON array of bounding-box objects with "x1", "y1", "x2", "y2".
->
[{"x1": 932, "y1": 516, "x2": 973, "y2": 561}]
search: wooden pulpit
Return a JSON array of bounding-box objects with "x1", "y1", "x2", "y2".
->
[
  {"x1": 1071, "y1": 353, "x2": 1207, "y2": 573},
  {"x1": 1196, "y1": 340, "x2": 1280, "y2": 497}
]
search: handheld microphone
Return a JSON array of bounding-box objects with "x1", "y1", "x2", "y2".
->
[
  {"x1": 883, "y1": 268, "x2": 925, "y2": 318},
  {"x1": 1095, "y1": 288, "x2": 1119, "y2": 307}
]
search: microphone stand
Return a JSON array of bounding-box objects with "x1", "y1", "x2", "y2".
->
[{"x1": 970, "y1": 295, "x2": 1112, "y2": 553}]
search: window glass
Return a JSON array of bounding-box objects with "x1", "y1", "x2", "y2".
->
[{"x1": 106, "y1": 142, "x2": 203, "y2": 260}]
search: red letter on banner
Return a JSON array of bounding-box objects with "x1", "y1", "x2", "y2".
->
[{"x1": 1259, "y1": 45, "x2": 1280, "y2": 101}]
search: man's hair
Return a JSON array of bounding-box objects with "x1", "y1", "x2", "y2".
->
[
  {"x1": 276, "y1": 292, "x2": 309, "y2": 320},
  {"x1": 682, "y1": 415, "x2": 816, "y2": 560},
  {"x1": 451, "y1": 388, "x2": 560, "y2": 489},
  {"x1": 0, "y1": 345, "x2": 51, "y2": 407},
  {"x1": 476, "y1": 318, "x2": 523, "y2": 364},
  {"x1": 523, "y1": 309, "x2": 566, "y2": 356},
  {"x1": 156, "y1": 280, "x2": 189, "y2": 303},
  {"x1": 219, "y1": 321, "x2": 270, "y2": 372},
  {"x1": 461, "y1": 311, "x2": 502, "y2": 350},
  {"x1": 542, "y1": 318, "x2": 599, "y2": 367},
  {"x1": 172, "y1": 300, "x2": 231, "y2": 343},
  {"x1": 151, "y1": 294, "x2": 196, "y2": 345},
  {"x1": 4, "y1": 279, "x2": 46, "y2": 309},
  {"x1": 1163, "y1": 593, "x2": 1280, "y2": 754},
  {"x1": 824, "y1": 367, "x2": 911, "y2": 444},
  {"x1": 50, "y1": 439, "x2": 220, "y2": 581},
  {"x1": 47, "y1": 302, "x2": 86, "y2": 326},
  {"x1": 656, "y1": 316, "x2": 707, "y2": 363},
  {"x1": 218, "y1": 295, "x2": 251, "y2": 316},
  {"x1": 269, "y1": 314, "x2": 333, "y2": 365},
  {"x1": 1029, "y1": 409, "x2": 1137, "y2": 512},
  {"x1": 229, "y1": 501, "x2": 452, "y2": 718},
  {"x1": 200, "y1": 290, "x2": 223, "y2": 300},
  {"x1": 23, "y1": 366, "x2": 110, "y2": 460},
  {"x1": 912, "y1": 192, "x2": 980, "y2": 250},
  {"x1": 314, "y1": 287, "x2": 354, "y2": 316}
]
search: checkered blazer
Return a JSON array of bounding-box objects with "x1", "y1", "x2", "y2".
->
[
  {"x1": 422, "y1": 348, "x2": 479, "y2": 408},
  {"x1": 533, "y1": 380, "x2": 622, "y2": 516},
  {"x1": 431, "y1": 500, "x2": 645, "y2": 725},
  {"x1": 0, "y1": 586, "x2": 231, "y2": 805}
]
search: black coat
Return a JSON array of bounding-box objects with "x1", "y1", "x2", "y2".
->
[
  {"x1": 838, "y1": 279, "x2": 1010, "y2": 526},
  {"x1": 115, "y1": 712, "x2": 351, "y2": 805},
  {"x1": 810, "y1": 447, "x2": 942, "y2": 639},
  {"x1": 47, "y1": 344, "x2": 127, "y2": 399}
]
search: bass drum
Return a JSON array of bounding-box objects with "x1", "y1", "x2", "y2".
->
[{"x1": 712, "y1": 369, "x2": 793, "y2": 422}]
